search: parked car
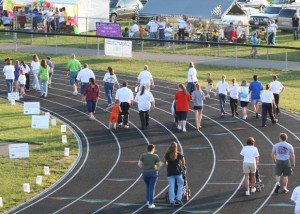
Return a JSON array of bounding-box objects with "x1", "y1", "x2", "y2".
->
[
  {"x1": 237, "y1": 0, "x2": 269, "y2": 10},
  {"x1": 214, "y1": 7, "x2": 260, "y2": 26},
  {"x1": 110, "y1": 0, "x2": 143, "y2": 22},
  {"x1": 249, "y1": 5, "x2": 283, "y2": 27},
  {"x1": 277, "y1": 6, "x2": 300, "y2": 30}
]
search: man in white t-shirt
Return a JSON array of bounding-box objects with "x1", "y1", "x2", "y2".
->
[
  {"x1": 240, "y1": 137, "x2": 259, "y2": 196},
  {"x1": 115, "y1": 82, "x2": 134, "y2": 128},
  {"x1": 147, "y1": 17, "x2": 159, "y2": 45},
  {"x1": 134, "y1": 86, "x2": 155, "y2": 129},
  {"x1": 76, "y1": 64, "x2": 95, "y2": 101},
  {"x1": 186, "y1": 61, "x2": 197, "y2": 95},
  {"x1": 137, "y1": 65, "x2": 154, "y2": 91},
  {"x1": 270, "y1": 75, "x2": 284, "y2": 115},
  {"x1": 178, "y1": 17, "x2": 187, "y2": 42}
]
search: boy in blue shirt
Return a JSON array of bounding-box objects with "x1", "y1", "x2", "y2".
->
[{"x1": 249, "y1": 75, "x2": 263, "y2": 119}]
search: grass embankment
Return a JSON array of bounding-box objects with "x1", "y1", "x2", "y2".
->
[
  {"x1": 0, "y1": 51, "x2": 298, "y2": 114},
  {"x1": 0, "y1": 99, "x2": 78, "y2": 213}
]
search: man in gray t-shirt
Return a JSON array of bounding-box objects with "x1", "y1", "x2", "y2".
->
[{"x1": 272, "y1": 133, "x2": 295, "y2": 194}]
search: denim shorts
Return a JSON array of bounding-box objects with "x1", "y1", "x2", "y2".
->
[
  {"x1": 80, "y1": 82, "x2": 88, "y2": 95},
  {"x1": 69, "y1": 72, "x2": 78, "y2": 85}
]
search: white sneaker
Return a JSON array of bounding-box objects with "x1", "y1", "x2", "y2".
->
[
  {"x1": 177, "y1": 125, "x2": 182, "y2": 130},
  {"x1": 245, "y1": 191, "x2": 250, "y2": 196},
  {"x1": 72, "y1": 91, "x2": 78, "y2": 95},
  {"x1": 148, "y1": 204, "x2": 155, "y2": 209},
  {"x1": 251, "y1": 187, "x2": 256, "y2": 193},
  {"x1": 146, "y1": 201, "x2": 149, "y2": 205},
  {"x1": 124, "y1": 125, "x2": 129, "y2": 128},
  {"x1": 182, "y1": 128, "x2": 187, "y2": 132}
]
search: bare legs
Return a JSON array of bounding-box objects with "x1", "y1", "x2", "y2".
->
[{"x1": 194, "y1": 109, "x2": 203, "y2": 129}]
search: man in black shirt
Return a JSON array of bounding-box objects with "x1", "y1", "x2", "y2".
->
[{"x1": 292, "y1": 13, "x2": 299, "y2": 40}]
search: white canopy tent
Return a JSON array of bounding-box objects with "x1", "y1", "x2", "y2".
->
[{"x1": 14, "y1": 0, "x2": 109, "y2": 32}]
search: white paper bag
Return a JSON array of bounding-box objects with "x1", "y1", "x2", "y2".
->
[
  {"x1": 23, "y1": 183, "x2": 30, "y2": 193},
  {"x1": 0, "y1": 197, "x2": 3, "y2": 207},
  {"x1": 61, "y1": 125, "x2": 66, "y2": 132},
  {"x1": 64, "y1": 148, "x2": 70, "y2": 157},
  {"x1": 44, "y1": 166, "x2": 50, "y2": 175},
  {"x1": 36, "y1": 176, "x2": 42, "y2": 185},
  {"x1": 62, "y1": 135, "x2": 67, "y2": 143}
]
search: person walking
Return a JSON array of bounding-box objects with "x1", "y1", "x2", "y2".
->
[
  {"x1": 186, "y1": 62, "x2": 197, "y2": 96},
  {"x1": 261, "y1": 83, "x2": 277, "y2": 127},
  {"x1": 18, "y1": 69, "x2": 26, "y2": 98},
  {"x1": 3, "y1": 58, "x2": 15, "y2": 93},
  {"x1": 270, "y1": 75, "x2": 284, "y2": 116},
  {"x1": 292, "y1": 13, "x2": 299, "y2": 40},
  {"x1": 239, "y1": 80, "x2": 250, "y2": 120},
  {"x1": 14, "y1": 60, "x2": 21, "y2": 92},
  {"x1": 21, "y1": 61, "x2": 31, "y2": 91},
  {"x1": 291, "y1": 186, "x2": 300, "y2": 214},
  {"x1": 249, "y1": 75, "x2": 263, "y2": 119},
  {"x1": 138, "y1": 144, "x2": 162, "y2": 209},
  {"x1": 240, "y1": 137, "x2": 260, "y2": 196},
  {"x1": 204, "y1": 72, "x2": 216, "y2": 98},
  {"x1": 77, "y1": 64, "x2": 95, "y2": 102},
  {"x1": 192, "y1": 83, "x2": 205, "y2": 129},
  {"x1": 46, "y1": 56, "x2": 54, "y2": 88},
  {"x1": 66, "y1": 53, "x2": 82, "y2": 95},
  {"x1": 115, "y1": 82, "x2": 134, "y2": 128},
  {"x1": 38, "y1": 59, "x2": 50, "y2": 98},
  {"x1": 106, "y1": 99, "x2": 121, "y2": 132},
  {"x1": 175, "y1": 84, "x2": 190, "y2": 132},
  {"x1": 216, "y1": 74, "x2": 229, "y2": 117},
  {"x1": 164, "y1": 142, "x2": 186, "y2": 206},
  {"x1": 31, "y1": 54, "x2": 40, "y2": 91},
  {"x1": 272, "y1": 133, "x2": 295, "y2": 194},
  {"x1": 137, "y1": 65, "x2": 154, "y2": 92},
  {"x1": 135, "y1": 85, "x2": 155, "y2": 130},
  {"x1": 228, "y1": 78, "x2": 239, "y2": 117},
  {"x1": 83, "y1": 78, "x2": 100, "y2": 120},
  {"x1": 103, "y1": 66, "x2": 119, "y2": 106}
]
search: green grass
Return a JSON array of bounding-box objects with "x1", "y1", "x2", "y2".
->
[
  {"x1": 0, "y1": 51, "x2": 298, "y2": 114},
  {"x1": 0, "y1": 99, "x2": 78, "y2": 213}
]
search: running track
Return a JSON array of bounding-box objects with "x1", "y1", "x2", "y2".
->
[{"x1": 1, "y1": 68, "x2": 300, "y2": 214}]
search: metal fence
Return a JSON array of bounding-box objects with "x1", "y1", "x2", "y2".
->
[{"x1": 0, "y1": 29, "x2": 299, "y2": 70}]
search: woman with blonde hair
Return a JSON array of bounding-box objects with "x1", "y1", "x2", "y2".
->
[
  {"x1": 192, "y1": 83, "x2": 205, "y2": 129},
  {"x1": 175, "y1": 84, "x2": 190, "y2": 132},
  {"x1": 164, "y1": 142, "x2": 186, "y2": 206},
  {"x1": 239, "y1": 80, "x2": 250, "y2": 120}
]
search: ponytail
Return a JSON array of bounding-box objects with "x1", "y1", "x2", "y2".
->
[{"x1": 140, "y1": 85, "x2": 146, "y2": 95}]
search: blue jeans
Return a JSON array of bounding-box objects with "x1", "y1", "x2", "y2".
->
[
  {"x1": 86, "y1": 101, "x2": 97, "y2": 113},
  {"x1": 186, "y1": 82, "x2": 196, "y2": 95},
  {"x1": 167, "y1": 175, "x2": 184, "y2": 203},
  {"x1": 293, "y1": 27, "x2": 299, "y2": 40},
  {"x1": 219, "y1": 93, "x2": 226, "y2": 114},
  {"x1": 150, "y1": 32, "x2": 157, "y2": 46},
  {"x1": 159, "y1": 29, "x2": 165, "y2": 46},
  {"x1": 142, "y1": 171, "x2": 158, "y2": 205},
  {"x1": 104, "y1": 82, "x2": 114, "y2": 105},
  {"x1": 165, "y1": 35, "x2": 171, "y2": 47},
  {"x1": 40, "y1": 80, "x2": 48, "y2": 96},
  {"x1": 5, "y1": 79, "x2": 14, "y2": 93}
]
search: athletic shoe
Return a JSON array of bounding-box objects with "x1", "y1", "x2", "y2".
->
[
  {"x1": 89, "y1": 115, "x2": 95, "y2": 120},
  {"x1": 242, "y1": 116, "x2": 247, "y2": 120},
  {"x1": 275, "y1": 184, "x2": 280, "y2": 193},
  {"x1": 182, "y1": 128, "x2": 187, "y2": 132},
  {"x1": 124, "y1": 125, "x2": 129, "y2": 128},
  {"x1": 118, "y1": 123, "x2": 122, "y2": 127},
  {"x1": 146, "y1": 201, "x2": 149, "y2": 206},
  {"x1": 72, "y1": 91, "x2": 78, "y2": 95},
  {"x1": 245, "y1": 191, "x2": 250, "y2": 196},
  {"x1": 148, "y1": 204, "x2": 155, "y2": 209},
  {"x1": 177, "y1": 125, "x2": 182, "y2": 130},
  {"x1": 251, "y1": 187, "x2": 256, "y2": 193},
  {"x1": 175, "y1": 199, "x2": 184, "y2": 206},
  {"x1": 283, "y1": 189, "x2": 289, "y2": 193}
]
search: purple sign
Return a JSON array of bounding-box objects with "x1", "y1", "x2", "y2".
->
[{"x1": 96, "y1": 22, "x2": 121, "y2": 37}]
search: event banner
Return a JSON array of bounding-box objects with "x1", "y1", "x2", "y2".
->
[
  {"x1": 105, "y1": 39, "x2": 132, "y2": 58},
  {"x1": 96, "y1": 22, "x2": 121, "y2": 37}
]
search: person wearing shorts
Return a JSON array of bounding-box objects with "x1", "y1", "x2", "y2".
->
[
  {"x1": 192, "y1": 83, "x2": 205, "y2": 129},
  {"x1": 249, "y1": 75, "x2": 263, "y2": 119},
  {"x1": 240, "y1": 137, "x2": 259, "y2": 196},
  {"x1": 175, "y1": 84, "x2": 190, "y2": 132},
  {"x1": 66, "y1": 53, "x2": 82, "y2": 95},
  {"x1": 272, "y1": 133, "x2": 295, "y2": 194},
  {"x1": 239, "y1": 80, "x2": 250, "y2": 120}
]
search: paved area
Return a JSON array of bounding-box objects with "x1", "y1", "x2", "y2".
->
[
  {"x1": 1, "y1": 43, "x2": 300, "y2": 70},
  {"x1": 1, "y1": 68, "x2": 300, "y2": 214}
]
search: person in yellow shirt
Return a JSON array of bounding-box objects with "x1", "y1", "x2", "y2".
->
[{"x1": 62, "y1": 7, "x2": 68, "y2": 22}]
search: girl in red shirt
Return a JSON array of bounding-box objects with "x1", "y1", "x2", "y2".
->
[{"x1": 175, "y1": 84, "x2": 190, "y2": 132}]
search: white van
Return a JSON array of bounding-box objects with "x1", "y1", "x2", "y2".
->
[{"x1": 277, "y1": 6, "x2": 300, "y2": 30}]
